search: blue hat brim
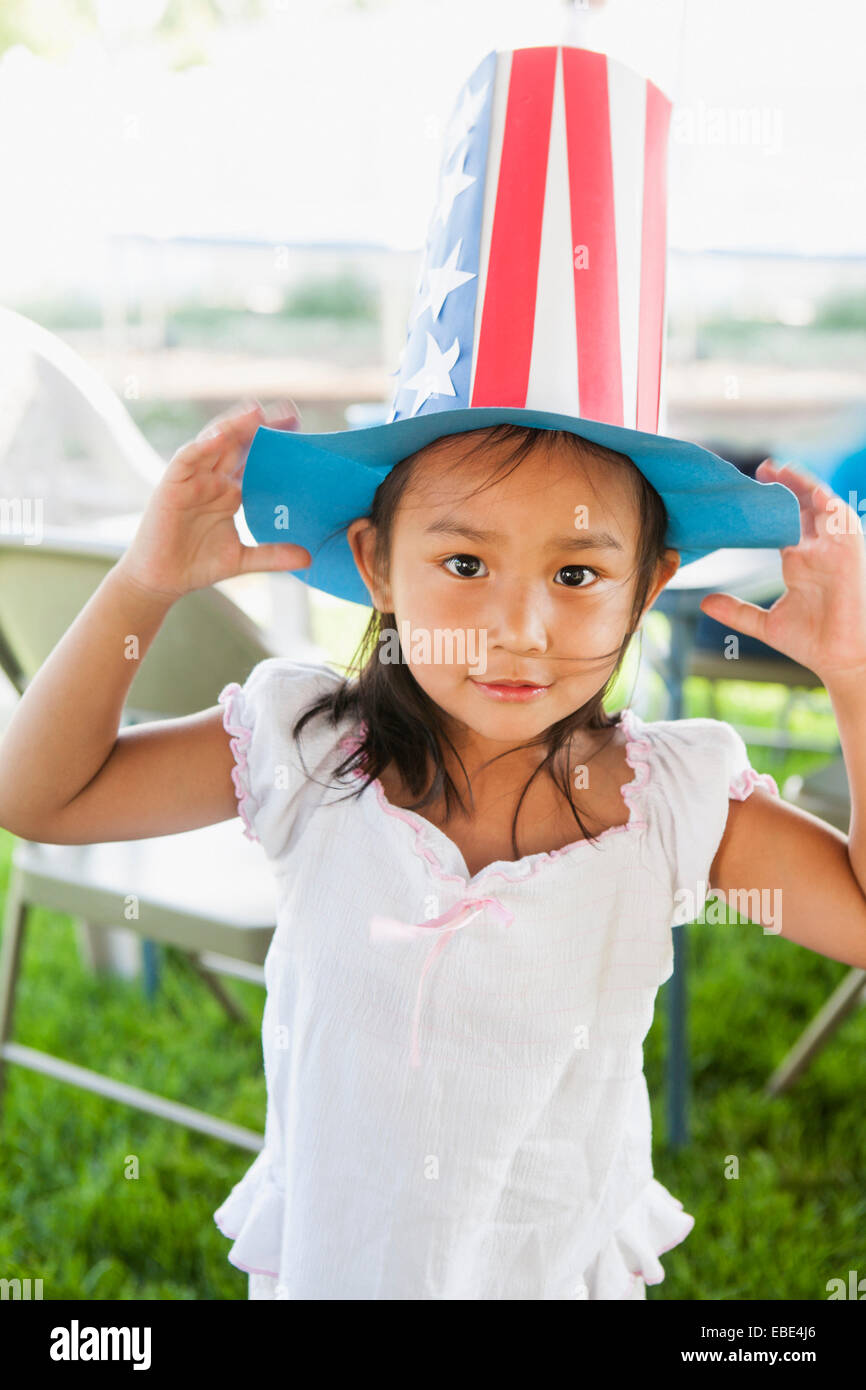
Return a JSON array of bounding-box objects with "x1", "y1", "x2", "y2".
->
[{"x1": 241, "y1": 406, "x2": 802, "y2": 609}]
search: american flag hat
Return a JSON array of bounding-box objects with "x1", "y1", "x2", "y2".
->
[{"x1": 241, "y1": 44, "x2": 801, "y2": 608}]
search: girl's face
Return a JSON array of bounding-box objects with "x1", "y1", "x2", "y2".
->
[{"x1": 348, "y1": 433, "x2": 679, "y2": 761}]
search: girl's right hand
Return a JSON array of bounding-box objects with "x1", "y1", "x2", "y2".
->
[{"x1": 115, "y1": 400, "x2": 313, "y2": 602}]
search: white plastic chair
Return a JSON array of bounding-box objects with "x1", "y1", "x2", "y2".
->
[{"x1": 0, "y1": 305, "x2": 164, "y2": 527}]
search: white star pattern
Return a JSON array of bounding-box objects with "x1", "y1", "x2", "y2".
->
[
  {"x1": 406, "y1": 256, "x2": 429, "y2": 326},
  {"x1": 443, "y1": 79, "x2": 490, "y2": 166},
  {"x1": 400, "y1": 332, "x2": 460, "y2": 416},
  {"x1": 432, "y1": 144, "x2": 475, "y2": 228},
  {"x1": 388, "y1": 341, "x2": 407, "y2": 377},
  {"x1": 387, "y1": 66, "x2": 490, "y2": 422},
  {"x1": 411, "y1": 258, "x2": 426, "y2": 298},
  {"x1": 413, "y1": 240, "x2": 476, "y2": 322}
]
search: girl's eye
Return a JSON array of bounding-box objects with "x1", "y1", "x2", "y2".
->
[
  {"x1": 554, "y1": 564, "x2": 599, "y2": 588},
  {"x1": 443, "y1": 554, "x2": 488, "y2": 578}
]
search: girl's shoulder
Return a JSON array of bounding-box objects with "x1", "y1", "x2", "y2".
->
[
  {"x1": 222, "y1": 654, "x2": 349, "y2": 766},
  {"x1": 218, "y1": 657, "x2": 354, "y2": 862},
  {"x1": 231, "y1": 655, "x2": 344, "y2": 708},
  {"x1": 622, "y1": 709, "x2": 780, "y2": 805},
  {"x1": 624, "y1": 712, "x2": 782, "y2": 922}
]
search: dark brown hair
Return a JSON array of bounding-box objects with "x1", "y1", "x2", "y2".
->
[{"x1": 292, "y1": 423, "x2": 670, "y2": 857}]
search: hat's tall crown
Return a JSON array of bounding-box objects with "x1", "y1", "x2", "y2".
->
[{"x1": 387, "y1": 46, "x2": 672, "y2": 432}]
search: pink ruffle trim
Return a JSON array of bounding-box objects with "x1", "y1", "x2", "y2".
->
[
  {"x1": 729, "y1": 766, "x2": 780, "y2": 801},
  {"x1": 346, "y1": 707, "x2": 653, "y2": 891},
  {"x1": 618, "y1": 707, "x2": 653, "y2": 828},
  {"x1": 218, "y1": 681, "x2": 260, "y2": 844},
  {"x1": 581, "y1": 1176, "x2": 696, "y2": 1300},
  {"x1": 213, "y1": 1150, "x2": 283, "y2": 1278}
]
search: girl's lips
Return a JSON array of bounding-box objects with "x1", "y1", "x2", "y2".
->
[{"x1": 471, "y1": 680, "x2": 551, "y2": 702}]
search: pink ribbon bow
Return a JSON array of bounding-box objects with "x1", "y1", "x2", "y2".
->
[{"x1": 370, "y1": 896, "x2": 513, "y2": 1068}]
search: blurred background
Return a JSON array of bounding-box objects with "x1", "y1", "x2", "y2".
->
[{"x1": 1, "y1": 0, "x2": 865, "y2": 1302}]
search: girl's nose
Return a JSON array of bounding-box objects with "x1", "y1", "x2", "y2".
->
[{"x1": 488, "y1": 580, "x2": 550, "y2": 654}]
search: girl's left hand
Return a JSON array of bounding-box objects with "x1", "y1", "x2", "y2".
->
[{"x1": 698, "y1": 459, "x2": 866, "y2": 686}]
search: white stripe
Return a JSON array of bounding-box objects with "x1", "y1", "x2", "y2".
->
[
  {"x1": 525, "y1": 47, "x2": 578, "y2": 415},
  {"x1": 607, "y1": 55, "x2": 646, "y2": 430},
  {"x1": 656, "y1": 260, "x2": 669, "y2": 435},
  {"x1": 469, "y1": 49, "x2": 511, "y2": 401}
]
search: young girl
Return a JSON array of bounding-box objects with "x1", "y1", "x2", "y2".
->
[{"x1": 2, "y1": 398, "x2": 866, "y2": 1302}]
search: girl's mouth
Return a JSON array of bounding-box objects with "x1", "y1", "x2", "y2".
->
[{"x1": 470, "y1": 679, "x2": 551, "y2": 702}]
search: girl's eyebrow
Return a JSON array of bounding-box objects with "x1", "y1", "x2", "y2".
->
[{"x1": 423, "y1": 518, "x2": 623, "y2": 552}]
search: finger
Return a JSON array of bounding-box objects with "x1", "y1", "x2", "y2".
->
[
  {"x1": 166, "y1": 416, "x2": 260, "y2": 485},
  {"x1": 757, "y1": 459, "x2": 824, "y2": 539},
  {"x1": 238, "y1": 542, "x2": 312, "y2": 575},
  {"x1": 810, "y1": 477, "x2": 847, "y2": 542},
  {"x1": 213, "y1": 428, "x2": 257, "y2": 479},
  {"x1": 261, "y1": 397, "x2": 302, "y2": 429},
  {"x1": 199, "y1": 398, "x2": 300, "y2": 442},
  {"x1": 211, "y1": 399, "x2": 302, "y2": 480},
  {"x1": 202, "y1": 407, "x2": 264, "y2": 448},
  {"x1": 206, "y1": 409, "x2": 269, "y2": 477},
  {"x1": 757, "y1": 458, "x2": 826, "y2": 508},
  {"x1": 196, "y1": 400, "x2": 262, "y2": 441},
  {"x1": 166, "y1": 428, "x2": 236, "y2": 480},
  {"x1": 699, "y1": 592, "x2": 770, "y2": 644}
]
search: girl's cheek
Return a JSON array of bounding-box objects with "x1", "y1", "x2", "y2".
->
[{"x1": 409, "y1": 575, "x2": 475, "y2": 622}]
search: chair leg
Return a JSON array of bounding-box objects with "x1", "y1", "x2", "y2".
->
[
  {"x1": 765, "y1": 967, "x2": 866, "y2": 1096},
  {"x1": 0, "y1": 869, "x2": 28, "y2": 1124},
  {"x1": 165, "y1": 945, "x2": 249, "y2": 1025},
  {"x1": 142, "y1": 939, "x2": 161, "y2": 1000}
]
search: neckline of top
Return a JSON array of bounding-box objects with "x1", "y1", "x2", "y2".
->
[{"x1": 348, "y1": 706, "x2": 654, "y2": 892}]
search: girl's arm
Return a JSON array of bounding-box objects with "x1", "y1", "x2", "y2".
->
[
  {"x1": 710, "y1": 784, "x2": 866, "y2": 969},
  {"x1": 0, "y1": 401, "x2": 310, "y2": 845},
  {"x1": 703, "y1": 462, "x2": 866, "y2": 968}
]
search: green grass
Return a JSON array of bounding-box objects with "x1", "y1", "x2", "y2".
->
[{"x1": 1, "y1": 610, "x2": 862, "y2": 1299}]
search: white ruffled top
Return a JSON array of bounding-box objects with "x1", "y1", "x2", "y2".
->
[{"x1": 213, "y1": 658, "x2": 779, "y2": 1299}]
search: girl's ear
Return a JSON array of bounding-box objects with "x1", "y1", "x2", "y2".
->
[
  {"x1": 637, "y1": 549, "x2": 681, "y2": 626},
  {"x1": 346, "y1": 518, "x2": 389, "y2": 611}
]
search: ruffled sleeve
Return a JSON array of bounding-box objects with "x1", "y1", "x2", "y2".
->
[
  {"x1": 636, "y1": 715, "x2": 780, "y2": 929},
  {"x1": 725, "y1": 723, "x2": 781, "y2": 802},
  {"x1": 218, "y1": 657, "x2": 345, "y2": 864}
]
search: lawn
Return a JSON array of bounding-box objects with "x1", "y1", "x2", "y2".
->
[{"x1": 0, "y1": 605, "x2": 862, "y2": 1300}]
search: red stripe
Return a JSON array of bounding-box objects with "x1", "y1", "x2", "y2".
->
[
  {"x1": 470, "y1": 48, "x2": 557, "y2": 407},
  {"x1": 562, "y1": 49, "x2": 622, "y2": 426},
  {"x1": 636, "y1": 81, "x2": 672, "y2": 432}
]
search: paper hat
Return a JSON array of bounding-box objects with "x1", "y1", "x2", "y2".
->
[{"x1": 241, "y1": 44, "x2": 801, "y2": 608}]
